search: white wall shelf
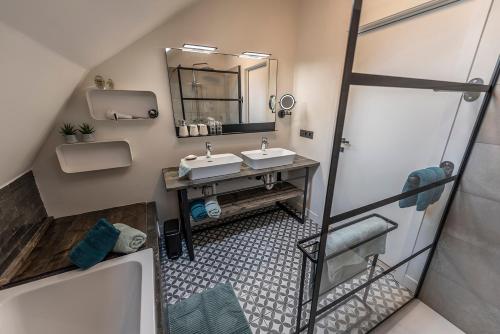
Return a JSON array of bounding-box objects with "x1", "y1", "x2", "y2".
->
[
  {"x1": 86, "y1": 88, "x2": 158, "y2": 121},
  {"x1": 56, "y1": 140, "x2": 132, "y2": 173}
]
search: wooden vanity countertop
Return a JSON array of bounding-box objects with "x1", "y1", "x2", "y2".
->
[{"x1": 163, "y1": 154, "x2": 319, "y2": 191}]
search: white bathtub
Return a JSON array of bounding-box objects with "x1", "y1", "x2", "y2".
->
[{"x1": 0, "y1": 249, "x2": 156, "y2": 334}]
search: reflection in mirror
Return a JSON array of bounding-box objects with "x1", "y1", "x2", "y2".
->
[{"x1": 166, "y1": 48, "x2": 278, "y2": 136}]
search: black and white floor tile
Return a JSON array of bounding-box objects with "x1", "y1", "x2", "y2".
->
[{"x1": 160, "y1": 207, "x2": 412, "y2": 333}]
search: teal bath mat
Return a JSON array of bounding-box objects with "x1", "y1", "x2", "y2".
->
[{"x1": 167, "y1": 283, "x2": 251, "y2": 334}]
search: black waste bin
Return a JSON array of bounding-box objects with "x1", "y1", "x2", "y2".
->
[{"x1": 164, "y1": 219, "x2": 182, "y2": 259}]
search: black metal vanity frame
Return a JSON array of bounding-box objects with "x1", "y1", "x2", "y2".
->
[
  {"x1": 163, "y1": 155, "x2": 319, "y2": 261},
  {"x1": 297, "y1": 1, "x2": 500, "y2": 333}
]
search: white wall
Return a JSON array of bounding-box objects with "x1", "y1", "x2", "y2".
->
[
  {"x1": 289, "y1": 0, "x2": 353, "y2": 223},
  {"x1": 0, "y1": 0, "x2": 198, "y2": 68},
  {"x1": 33, "y1": 0, "x2": 299, "y2": 220},
  {"x1": 0, "y1": 20, "x2": 85, "y2": 188}
]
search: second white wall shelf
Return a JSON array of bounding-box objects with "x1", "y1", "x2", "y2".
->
[
  {"x1": 56, "y1": 140, "x2": 133, "y2": 173},
  {"x1": 86, "y1": 88, "x2": 158, "y2": 120}
]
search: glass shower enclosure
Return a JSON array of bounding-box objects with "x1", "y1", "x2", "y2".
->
[{"x1": 295, "y1": 0, "x2": 500, "y2": 333}]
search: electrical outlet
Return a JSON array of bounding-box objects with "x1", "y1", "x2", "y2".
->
[{"x1": 300, "y1": 129, "x2": 314, "y2": 139}]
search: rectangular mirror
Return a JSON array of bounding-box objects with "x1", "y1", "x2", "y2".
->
[{"x1": 165, "y1": 48, "x2": 278, "y2": 137}]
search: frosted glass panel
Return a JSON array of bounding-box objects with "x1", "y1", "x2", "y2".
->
[{"x1": 331, "y1": 86, "x2": 484, "y2": 217}]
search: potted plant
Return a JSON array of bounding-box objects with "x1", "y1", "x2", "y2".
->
[
  {"x1": 79, "y1": 123, "x2": 96, "y2": 142},
  {"x1": 59, "y1": 123, "x2": 78, "y2": 144}
]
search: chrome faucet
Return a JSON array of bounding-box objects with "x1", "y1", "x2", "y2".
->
[
  {"x1": 206, "y1": 142, "x2": 212, "y2": 158},
  {"x1": 261, "y1": 137, "x2": 269, "y2": 151}
]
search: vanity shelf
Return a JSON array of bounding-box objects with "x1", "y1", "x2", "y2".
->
[
  {"x1": 86, "y1": 88, "x2": 158, "y2": 121},
  {"x1": 56, "y1": 140, "x2": 132, "y2": 173},
  {"x1": 163, "y1": 154, "x2": 320, "y2": 260},
  {"x1": 190, "y1": 182, "x2": 303, "y2": 225}
]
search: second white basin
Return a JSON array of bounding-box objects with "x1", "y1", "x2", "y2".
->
[
  {"x1": 182, "y1": 153, "x2": 243, "y2": 180},
  {"x1": 241, "y1": 148, "x2": 296, "y2": 170}
]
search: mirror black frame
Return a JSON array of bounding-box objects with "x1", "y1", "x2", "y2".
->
[{"x1": 165, "y1": 48, "x2": 278, "y2": 137}]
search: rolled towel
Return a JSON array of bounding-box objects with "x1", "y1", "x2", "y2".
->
[
  {"x1": 205, "y1": 196, "x2": 221, "y2": 219},
  {"x1": 69, "y1": 218, "x2": 120, "y2": 269},
  {"x1": 112, "y1": 223, "x2": 147, "y2": 254},
  {"x1": 191, "y1": 199, "x2": 208, "y2": 221}
]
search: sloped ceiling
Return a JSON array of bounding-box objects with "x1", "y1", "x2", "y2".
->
[
  {"x1": 0, "y1": 0, "x2": 197, "y2": 187},
  {"x1": 0, "y1": 0, "x2": 198, "y2": 68}
]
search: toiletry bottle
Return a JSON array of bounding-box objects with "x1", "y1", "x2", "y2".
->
[
  {"x1": 207, "y1": 117, "x2": 216, "y2": 135},
  {"x1": 216, "y1": 121, "x2": 222, "y2": 135},
  {"x1": 189, "y1": 124, "x2": 199, "y2": 136},
  {"x1": 178, "y1": 120, "x2": 189, "y2": 137},
  {"x1": 199, "y1": 124, "x2": 208, "y2": 136}
]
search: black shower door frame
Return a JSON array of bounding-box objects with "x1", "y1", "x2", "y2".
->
[{"x1": 299, "y1": 1, "x2": 500, "y2": 333}]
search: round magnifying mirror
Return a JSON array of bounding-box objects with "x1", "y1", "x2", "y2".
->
[{"x1": 278, "y1": 94, "x2": 296, "y2": 118}]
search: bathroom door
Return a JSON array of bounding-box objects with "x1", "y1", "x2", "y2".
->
[
  {"x1": 330, "y1": 0, "x2": 492, "y2": 288},
  {"x1": 246, "y1": 62, "x2": 269, "y2": 123}
]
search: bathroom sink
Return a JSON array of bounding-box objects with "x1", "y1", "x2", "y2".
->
[
  {"x1": 182, "y1": 153, "x2": 243, "y2": 180},
  {"x1": 0, "y1": 249, "x2": 155, "y2": 334},
  {"x1": 241, "y1": 148, "x2": 296, "y2": 170}
]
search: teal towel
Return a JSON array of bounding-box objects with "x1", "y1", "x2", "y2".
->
[
  {"x1": 205, "y1": 196, "x2": 221, "y2": 219},
  {"x1": 112, "y1": 223, "x2": 147, "y2": 254},
  {"x1": 168, "y1": 283, "x2": 251, "y2": 334},
  {"x1": 179, "y1": 160, "x2": 191, "y2": 178},
  {"x1": 191, "y1": 199, "x2": 208, "y2": 221},
  {"x1": 399, "y1": 167, "x2": 446, "y2": 211},
  {"x1": 69, "y1": 218, "x2": 120, "y2": 269}
]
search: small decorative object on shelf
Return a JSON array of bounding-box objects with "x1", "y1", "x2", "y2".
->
[
  {"x1": 148, "y1": 109, "x2": 159, "y2": 119},
  {"x1": 86, "y1": 89, "x2": 159, "y2": 121},
  {"x1": 94, "y1": 75, "x2": 105, "y2": 89},
  {"x1": 178, "y1": 120, "x2": 189, "y2": 137},
  {"x1": 78, "y1": 122, "x2": 96, "y2": 142},
  {"x1": 59, "y1": 123, "x2": 78, "y2": 144},
  {"x1": 105, "y1": 78, "x2": 114, "y2": 90}
]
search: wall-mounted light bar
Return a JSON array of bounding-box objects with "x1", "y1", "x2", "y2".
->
[
  {"x1": 182, "y1": 43, "x2": 217, "y2": 52},
  {"x1": 240, "y1": 51, "x2": 271, "y2": 59}
]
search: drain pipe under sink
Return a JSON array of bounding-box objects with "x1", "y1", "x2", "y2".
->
[{"x1": 263, "y1": 173, "x2": 275, "y2": 190}]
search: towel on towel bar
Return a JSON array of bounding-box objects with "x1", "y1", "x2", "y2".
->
[
  {"x1": 325, "y1": 216, "x2": 388, "y2": 287},
  {"x1": 399, "y1": 167, "x2": 446, "y2": 211},
  {"x1": 311, "y1": 216, "x2": 389, "y2": 295}
]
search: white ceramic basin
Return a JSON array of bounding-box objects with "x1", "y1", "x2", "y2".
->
[
  {"x1": 241, "y1": 148, "x2": 296, "y2": 170},
  {"x1": 0, "y1": 249, "x2": 156, "y2": 334},
  {"x1": 182, "y1": 153, "x2": 243, "y2": 180}
]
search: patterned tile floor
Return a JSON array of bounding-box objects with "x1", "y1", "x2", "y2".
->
[{"x1": 160, "y1": 207, "x2": 413, "y2": 333}]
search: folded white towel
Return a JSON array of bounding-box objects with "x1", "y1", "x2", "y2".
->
[
  {"x1": 112, "y1": 223, "x2": 147, "y2": 254},
  {"x1": 178, "y1": 159, "x2": 191, "y2": 178},
  {"x1": 205, "y1": 196, "x2": 221, "y2": 218}
]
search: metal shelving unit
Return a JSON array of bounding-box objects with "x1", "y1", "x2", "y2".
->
[{"x1": 296, "y1": 0, "x2": 500, "y2": 333}]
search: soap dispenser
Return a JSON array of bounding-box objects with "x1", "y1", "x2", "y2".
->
[
  {"x1": 189, "y1": 124, "x2": 199, "y2": 136},
  {"x1": 178, "y1": 120, "x2": 189, "y2": 137}
]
